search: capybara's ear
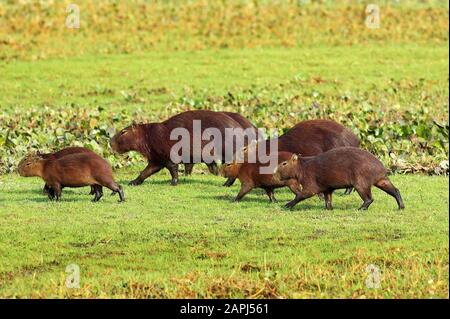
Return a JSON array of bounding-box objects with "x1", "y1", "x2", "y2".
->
[
  {"x1": 291, "y1": 154, "x2": 298, "y2": 162},
  {"x1": 36, "y1": 150, "x2": 42, "y2": 156}
]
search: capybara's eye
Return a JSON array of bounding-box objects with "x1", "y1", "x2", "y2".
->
[
  {"x1": 226, "y1": 164, "x2": 232, "y2": 167},
  {"x1": 282, "y1": 162, "x2": 287, "y2": 166}
]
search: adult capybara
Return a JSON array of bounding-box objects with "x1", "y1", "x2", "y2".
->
[
  {"x1": 183, "y1": 111, "x2": 258, "y2": 177},
  {"x1": 18, "y1": 153, "x2": 124, "y2": 202},
  {"x1": 110, "y1": 110, "x2": 258, "y2": 186},
  {"x1": 274, "y1": 147, "x2": 405, "y2": 210},
  {"x1": 220, "y1": 152, "x2": 302, "y2": 202},
  {"x1": 33, "y1": 147, "x2": 95, "y2": 195},
  {"x1": 232, "y1": 119, "x2": 360, "y2": 194}
]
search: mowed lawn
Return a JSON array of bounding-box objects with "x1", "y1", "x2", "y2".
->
[{"x1": 0, "y1": 168, "x2": 448, "y2": 298}]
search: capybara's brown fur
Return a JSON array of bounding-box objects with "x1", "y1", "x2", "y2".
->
[
  {"x1": 30, "y1": 147, "x2": 96, "y2": 195},
  {"x1": 274, "y1": 147, "x2": 405, "y2": 210},
  {"x1": 110, "y1": 110, "x2": 258, "y2": 186},
  {"x1": 18, "y1": 153, "x2": 124, "y2": 202},
  {"x1": 220, "y1": 152, "x2": 302, "y2": 202},
  {"x1": 235, "y1": 119, "x2": 360, "y2": 194}
]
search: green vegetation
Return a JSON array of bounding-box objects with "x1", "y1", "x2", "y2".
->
[
  {"x1": 0, "y1": 172, "x2": 448, "y2": 298},
  {"x1": 0, "y1": 0, "x2": 448, "y2": 298}
]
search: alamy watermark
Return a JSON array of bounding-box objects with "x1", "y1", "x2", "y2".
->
[
  {"x1": 365, "y1": 264, "x2": 381, "y2": 289},
  {"x1": 65, "y1": 263, "x2": 80, "y2": 288},
  {"x1": 365, "y1": 4, "x2": 381, "y2": 29},
  {"x1": 66, "y1": 4, "x2": 80, "y2": 29}
]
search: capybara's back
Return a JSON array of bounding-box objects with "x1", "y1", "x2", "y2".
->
[
  {"x1": 278, "y1": 119, "x2": 360, "y2": 156},
  {"x1": 40, "y1": 147, "x2": 93, "y2": 159}
]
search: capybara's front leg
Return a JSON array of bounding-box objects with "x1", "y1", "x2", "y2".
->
[
  {"x1": 184, "y1": 163, "x2": 194, "y2": 176},
  {"x1": 51, "y1": 184, "x2": 62, "y2": 202},
  {"x1": 343, "y1": 187, "x2": 353, "y2": 195},
  {"x1": 265, "y1": 188, "x2": 276, "y2": 203},
  {"x1": 234, "y1": 183, "x2": 254, "y2": 202},
  {"x1": 207, "y1": 162, "x2": 219, "y2": 175},
  {"x1": 166, "y1": 161, "x2": 179, "y2": 186},
  {"x1": 355, "y1": 186, "x2": 373, "y2": 210},
  {"x1": 223, "y1": 177, "x2": 236, "y2": 187},
  {"x1": 285, "y1": 192, "x2": 313, "y2": 209},
  {"x1": 129, "y1": 162, "x2": 163, "y2": 186}
]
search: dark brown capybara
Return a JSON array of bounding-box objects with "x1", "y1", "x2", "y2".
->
[
  {"x1": 234, "y1": 119, "x2": 360, "y2": 195},
  {"x1": 17, "y1": 153, "x2": 124, "y2": 202},
  {"x1": 220, "y1": 152, "x2": 302, "y2": 202},
  {"x1": 273, "y1": 147, "x2": 405, "y2": 210},
  {"x1": 183, "y1": 111, "x2": 258, "y2": 178},
  {"x1": 110, "y1": 110, "x2": 258, "y2": 186},
  {"x1": 33, "y1": 147, "x2": 96, "y2": 195}
]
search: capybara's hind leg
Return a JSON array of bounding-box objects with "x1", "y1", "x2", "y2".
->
[
  {"x1": 355, "y1": 186, "x2": 373, "y2": 210},
  {"x1": 375, "y1": 178, "x2": 405, "y2": 209},
  {"x1": 167, "y1": 161, "x2": 179, "y2": 186},
  {"x1": 92, "y1": 185, "x2": 103, "y2": 202},
  {"x1": 184, "y1": 163, "x2": 194, "y2": 176},
  {"x1": 323, "y1": 191, "x2": 333, "y2": 210},
  {"x1": 223, "y1": 177, "x2": 236, "y2": 187},
  {"x1": 89, "y1": 186, "x2": 96, "y2": 196},
  {"x1": 207, "y1": 162, "x2": 219, "y2": 176}
]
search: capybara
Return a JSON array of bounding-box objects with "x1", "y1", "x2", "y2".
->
[
  {"x1": 32, "y1": 147, "x2": 96, "y2": 195},
  {"x1": 274, "y1": 147, "x2": 405, "y2": 210},
  {"x1": 18, "y1": 153, "x2": 124, "y2": 202},
  {"x1": 110, "y1": 110, "x2": 258, "y2": 186},
  {"x1": 183, "y1": 111, "x2": 258, "y2": 178},
  {"x1": 220, "y1": 152, "x2": 302, "y2": 202},
  {"x1": 231, "y1": 119, "x2": 360, "y2": 195}
]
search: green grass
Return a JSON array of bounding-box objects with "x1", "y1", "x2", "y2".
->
[
  {"x1": 0, "y1": 169, "x2": 448, "y2": 298},
  {"x1": 1, "y1": 44, "x2": 448, "y2": 113}
]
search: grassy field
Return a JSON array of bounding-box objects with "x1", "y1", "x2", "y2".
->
[
  {"x1": 0, "y1": 170, "x2": 448, "y2": 298},
  {"x1": 0, "y1": 0, "x2": 448, "y2": 299}
]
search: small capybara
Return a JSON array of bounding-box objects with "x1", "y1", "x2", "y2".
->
[
  {"x1": 220, "y1": 152, "x2": 302, "y2": 202},
  {"x1": 33, "y1": 147, "x2": 96, "y2": 195},
  {"x1": 274, "y1": 147, "x2": 405, "y2": 210},
  {"x1": 18, "y1": 153, "x2": 124, "y2": 202},
  {"x1": 231, "y1": 119, "x2": 360, "y2": 195},
  {"x1": 110, "y1": 110, "x2": 258, "y2": 186}
]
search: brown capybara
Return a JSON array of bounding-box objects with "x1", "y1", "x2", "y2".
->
[
  {"x1": 33, "y1": 147, "x2": 96, "y2": 196},
  {"x1": 183, "y1": 111, "x2": 258, "y2": 179},
  {"x1": 233, "y1": 119, "x2": 360, "y2": 194},
  {"x1": 274, "y1": 147, "x2": 405, "y2": 210},
  {"x1": 18, "y1": 153, "x2": 124, "y2": 202},
  {"x1": 110, "y1": 110, "x2": 258, "y2": 186},
  {"x1": 220, "y1": 152, "x2": 302, "y2": 202}
]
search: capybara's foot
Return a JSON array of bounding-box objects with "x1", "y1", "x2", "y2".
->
[
  {"x1": 358, "y1": 199, "x2": 373, "y2": 210},
  {"x1": 170, "y1": 178, "x2": 178, "y2": 186},
  {"x1": 117, "y1": 186, "x2": 125, "y2": 202},
  {"x1": 284, "y1": 201, "x2": 296, "y2": 209},
  {"x1": 129, "y1": 178, "x2": 143, "y2": 186},
  {"x1": 343, "y1": 187, "x2": 353, "y2": 195}
]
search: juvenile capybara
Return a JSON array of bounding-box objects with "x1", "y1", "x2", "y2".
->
[
  {"x1": 110, "y1": 110, "x2": 258, "y2": 186},
  {"x1": 18, "y1": 153, "x2": 124, "y2": 202},
  {"x1": 274, "y1": 147, "x2": 405, "y2": 210},
  {"x1": 220, "y1": 152, "x2": 302, "y2": 202},
  {"x1": 33, "y1": 147, "x2": 96, "y2": 195},
  {"x1": 232, "y1": 119, "x2": 360, "y2": 194}
]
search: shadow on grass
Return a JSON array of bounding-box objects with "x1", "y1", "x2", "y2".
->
[{"x1": 195, "y1": 193, "x2": 325, "y2": 210}]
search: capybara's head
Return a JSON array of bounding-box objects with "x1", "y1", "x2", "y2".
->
[
  {"x1": 17, "y1": 153, "x2": 44, "y2": 177},
  {"x1": 234, "y1": 139, "x2": 258, "y2": 162},
  {"x1": 110, "y1": 124, "x2": 141, "y2": 154},
  {"x1": 274, "y1": 153, "x2": 299, "y2": 181},
  {"x1": 219, "y1": 162, "x2": 242, "y2": 178}
]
